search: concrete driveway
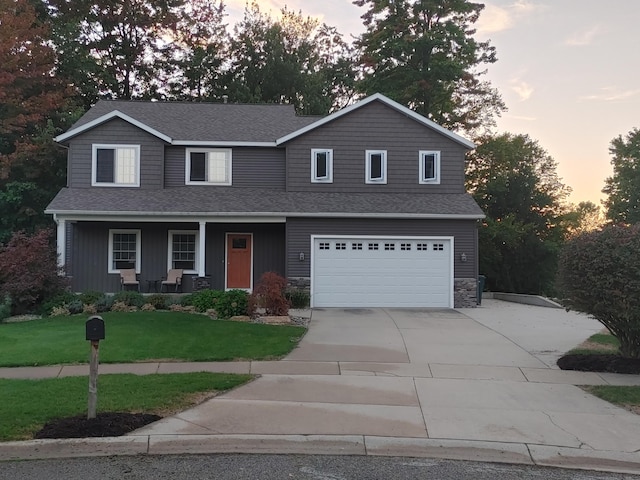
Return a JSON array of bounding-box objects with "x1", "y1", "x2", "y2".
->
[{"x1": 132, "y1": 300, "x2": 640, "y2": 471}]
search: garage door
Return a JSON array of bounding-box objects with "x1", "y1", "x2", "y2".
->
[{"x1": 311, "y1": 236, "x2": 453, "y2": 308}]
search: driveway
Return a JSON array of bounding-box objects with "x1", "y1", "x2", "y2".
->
[{"x1": 133, "y1": 301, "x2": 640, "y2": 469}]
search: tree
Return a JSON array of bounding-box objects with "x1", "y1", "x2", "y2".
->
[
  {"x1": 602, "y1": 128, "x2": 640, "y2": 224},
  {"x1": 565, "y1": 201, "x2": 604, "y2": 238},
  {"x1": 557, "y1": 224, "x2": 640, "y2": 359},
  {"x1": 353, "y1": 0, "x2": 505, "y2": 134},
  {"x1": 226, "y1": 2, "x2": 356, "y2": 114},
  {"x1": 466, "y1": 133, "x2": 571, "y2": 294}
]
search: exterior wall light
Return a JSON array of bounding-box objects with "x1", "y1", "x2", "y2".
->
[
  {"x1": 461, "y1": 252, "x2": 467, "y2": 262},
  {"x1": 299, "y1": 252, "x2": 305, "y2": 261}
]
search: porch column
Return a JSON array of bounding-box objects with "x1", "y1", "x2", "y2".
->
[
  {"x1": 55, "y1": 215, "x2": 66, "y2": 272},
  {"x1": 198, "y1": 221, "x2": 206, "y2": 277}
]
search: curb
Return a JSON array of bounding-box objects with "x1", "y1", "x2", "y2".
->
[{"x1": 2, "y1": 435, "x2": 640, "y2": 475}]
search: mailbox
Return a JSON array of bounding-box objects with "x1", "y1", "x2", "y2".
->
[{"x1": 86, "y1": 316, "x2": 105, "y2": 341}]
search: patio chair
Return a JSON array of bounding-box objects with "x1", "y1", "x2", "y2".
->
[
  {"x1": 120, "y1": 269, "x2": 140, "y2": 291},
  {"x1": 161, "y1": 269, "x2": 183, "y2": 293}
]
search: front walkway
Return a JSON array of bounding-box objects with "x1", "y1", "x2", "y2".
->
[{"x1": 3, "y1": 301, "x2": 640, "y2": 474}]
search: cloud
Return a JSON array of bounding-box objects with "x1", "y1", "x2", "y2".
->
[
  {"x1": 477, "y1": 1, "x2": 545, "y2": 35},
  {"x1": 508, "y1": 114, "x2": 537, "y2": 121},
  {"x1": 565, "y1": 26, "x2": 602, "y2": 46},
  {"x1": 580, "y1": 87, "x2": 640, "y2": 102},
  {"x1": 510, "y1": 79, "x2": 534, "y2": 101}
]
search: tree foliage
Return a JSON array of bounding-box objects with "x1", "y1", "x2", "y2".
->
[
  {"x1": 602, "y1": 128, "x2": 640, "y2": 225},
  {"x1": 353, "y1": 0, "x2": 505, "y2": 133},
  {"x1": 466, "y1": 133, "x2": 571, "y2": 294},
  {"x1": 557, "y1": 224, "x2": 640, "y2": 359},
  {"x1": 0, "y1": 229, "x2": 68, "y2": 314}
]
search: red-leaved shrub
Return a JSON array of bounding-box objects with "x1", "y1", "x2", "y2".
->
[
  {"x1": 0, "y1": 229, "x2": 68, "y2": 314},
  {"x1": 252, "y1": 272, "x2": 290, "y2": 316}
]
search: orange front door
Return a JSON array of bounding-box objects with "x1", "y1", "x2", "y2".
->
[{"x1": 226, "y1": 234, "x2": 252, "y2": 289}]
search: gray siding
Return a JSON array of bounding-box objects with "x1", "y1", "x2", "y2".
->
[
  {"x1": 285, "y1": 101, "x2": 467, "y2": 194},
  {"x1": 70, "y1": 221, "x2": 285, "y2": 293},
  {"x1": 286, "y1": 218, "x2": 478, "y2": 279},
  {"x1": 68, "y1": 118, "x2": 166, "y2": 189},
  {"x1": 165, "y1": 146, "x2": 285, "y2": 189}
]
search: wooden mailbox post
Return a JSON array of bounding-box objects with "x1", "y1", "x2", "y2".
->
[{"x1": 85, "y1": 316, "x2": 105, "y2": 420}]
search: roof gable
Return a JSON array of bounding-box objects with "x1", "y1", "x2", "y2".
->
[{"x1": 276, "y1": 93, "x2": 475, "y2": 149}]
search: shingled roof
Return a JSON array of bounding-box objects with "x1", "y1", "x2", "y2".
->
[
  {"x1": 57, "y1": 100, "x2": 320, "y2": 144},
  {"x1": 46, "y1": 187, "x2": 484, "y2": 219}
]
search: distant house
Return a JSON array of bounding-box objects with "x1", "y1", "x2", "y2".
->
[{"x1": 47, "y1": 93, "x2": 484, "y2": 308}]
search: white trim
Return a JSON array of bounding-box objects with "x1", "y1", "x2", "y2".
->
[
  {"x1": 91, "y1": 144, "x2": 141, "y2": 187},
  {"x1": 55, "y1": 215, "x2": 66, "y2": 270},
  {"x1": 224, "y1": 233, "x2": 254, "y2": 292},
  {"x1": 198, "y1": 221, "x2": 206, "y2": 277},
  {"x1": 277, "y1": 93, "x2": 476, "y2": 149},
  {"x1": 419, "y1": 150, "x2": 441, "y2": 184},
  {"x1": 185, "y1": 148, "x2": 232, "y2": 186},
  {"x1": 55, "y1": 111, "x2": 172, "y2": 144},
  {"x1": 108, "y1": 229, "x2": 141, "y2": 274},
  {"x1": 310, "y1": 234, "x2": 454, "y2": 308},
  {"x1": 167, "y1": 230, "x2": 199, "y2": 274},
  {"x1": 174, "y1": 140, "x2": 276, "y2": 147},
  {"x1": 365, "y1": 150, "x2": 387, "y2": 184},
  {"x1": 311, "y1": 149, "x2": 333, "y2": 183}
]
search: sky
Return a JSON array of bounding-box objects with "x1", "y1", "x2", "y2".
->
[{"x1": 224, "y1": 0, "x2": 640, "y2": 206}]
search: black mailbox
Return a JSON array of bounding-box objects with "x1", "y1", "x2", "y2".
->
[{"x1": 86, "y1": 316, "x2": 105, "y2": 341}]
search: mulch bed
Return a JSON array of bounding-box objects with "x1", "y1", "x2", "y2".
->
[
  {"x1": 34, "y1": 412, "x2": 161, "y2": 439},
  {"x1": 557, "y1": 353, "x2": 640, "y2": 374}
]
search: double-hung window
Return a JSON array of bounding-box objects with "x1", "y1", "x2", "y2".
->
[
  {"x1": 92, "y1": 145, "x2": 140, "y2": 187},
  {"x1": 108, "y1": 229, "x2": 141, "y2": 273},
  {"x1": 365, "y1": 150, "x2": 387, "y2": 184},
  {"x1": 311, "y1": 149, "x2": 333, "y2": 183},
  {"x1": 419, "y1": 150, "x2": 441, "y2": 184},
  {"x1": 186, "y1": 148, "x2": 232, "y2": 185},
  {"x1": 168, "y1": 230, "x2": 198, "y2": 273}
]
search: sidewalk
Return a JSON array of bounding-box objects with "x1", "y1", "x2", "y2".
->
[{"x1": 3, "y1": 302, "x2": 640, "y2": 475}]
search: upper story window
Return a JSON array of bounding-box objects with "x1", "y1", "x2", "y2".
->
[
  {"x1": 168, "y1": 230, "x2": 199, "y2": 273},
  {"x1": 419, "y1": 150, "x2": 441, "y2": 184},
  {"x1": 108, "y1": 229, "x2": 141, "y2": 273},
  {"x1": 186, "y1": 148, "x2": 232, "y2": 185},
  {"x1": 311, "y1": 149, "x2": 333, "y2": 183},
  {"x1": 365, "y1": 150, "x2": 387, "y2": 184},
  {"x1": 92, "y1": 144, "x2": 140, "y2": 187}
]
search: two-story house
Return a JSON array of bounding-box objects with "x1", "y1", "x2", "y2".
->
[{"x1": 46, "y1": 93, "x2": 484, "y2": 308}]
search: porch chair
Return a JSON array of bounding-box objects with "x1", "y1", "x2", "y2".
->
[
  {"x1": 120, "y1": 269, "x2": 140, "y2": 291},
  {"x1": 161, "y1": 269, "x2": 183, "y2": 293}
]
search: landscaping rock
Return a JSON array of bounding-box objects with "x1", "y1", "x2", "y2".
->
[
  {"x1": 229, "y1": 315, "x2": 251, "y2": 322},
  {"x1": 261, "y1": 315, "x2": 292, "y2": 325}
]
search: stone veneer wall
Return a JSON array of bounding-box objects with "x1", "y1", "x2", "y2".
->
[
  {"x1": 454, "y1": 278, "x2": 478, "y2": 308},
  {"x1": 290, "y1": 276, "x2": 478, "y2": 308}
]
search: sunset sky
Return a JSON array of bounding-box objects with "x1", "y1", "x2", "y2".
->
[{"x1": 225, "y1": 0, "x2": 640, "y2": 206}]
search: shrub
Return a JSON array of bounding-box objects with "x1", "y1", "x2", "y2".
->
[
  {"x1": 83, "y1": 304, "x2": 97, "y2": 315},
  {"x1": 146, "y1": 294, "x2": 167, "y2": 310},
  {"x1": 0, "y1": 229, "x2": 69, "y2": 314},
  {"x1": 216, "y1": 289, "x2": 249, "y2": 319},
  {"x1": 66, "y1": 299, "x2": 84, "y2": 315},
  {"x1": 0, "y1": 295, "x2": 11, "y2": 322},
  {"x1": 50, "y1": 305, "x2": 70, "y2": 317},
  {"x1": 111, "y1": 301, "x2": 137, "y2": 312},
  {"x1": 253, "y1": 272, "x2": 289, "y2": 316},
  {"x1": 39, "y1": 291, "x2": 77, "y2": 316},
  {"x1": 285, "y1": 289, "x2": 310, "y2": 309},
  {"x1": 186, "y1": 289, "x2": 223, "y2": 313},
  {"x1": 141, "y1": 303, "x2": 156, "y2": 311},
  {"x1": 95, "y1": 295, "x2": 114, "y2": 313},
  {"x1": 112, "y1": 290, "x2": 145, "y2": 307},
  {"x1": 79, "y1": 291, "x2": 106, "y2": 305},
  {"x1": 557, "y1": 224, "x2": 640, "y2": 358}
]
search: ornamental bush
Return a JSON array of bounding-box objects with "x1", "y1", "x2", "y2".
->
[
  {"x1": 253, "y1": 272, "x2": 290, "y2": 316},
  {"x1": 557, "y1": 224, "x2": 640, "y2": 358}
]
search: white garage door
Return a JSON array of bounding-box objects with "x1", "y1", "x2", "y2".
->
[{"x1": 311, "y1": 236, "x2": 453, "y2": 308}]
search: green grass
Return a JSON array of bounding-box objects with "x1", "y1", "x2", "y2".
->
[
  {"x1": 0, "y1": 372, "x2": 252, "y2": 441},
  {"x1": 585, "y1": 385, "x2": 640, "y2": 409},
  {"x1": 0, "y1": 311, "x2": 305, "y2": 367},
  {"x1": 569, "y1": 331, "x2": 620, "y2": 355}
]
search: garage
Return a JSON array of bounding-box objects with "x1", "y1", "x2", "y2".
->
[{"x1": 311, "y1": 236, "x2": 453, "y2": 308}]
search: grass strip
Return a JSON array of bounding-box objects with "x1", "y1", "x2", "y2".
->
[
  {"x1": 0, "y1": 372, "x2": 252, "y2": 441},
  {"x1": 0, "y1": 311, "x2": 305, "y2": 367},
  {"x1": 585, "y1": 385, "x2": 640, "y2": 408}
]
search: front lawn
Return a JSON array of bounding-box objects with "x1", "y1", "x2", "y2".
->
[
  {"x1": 569, "y1": 331, "x2": 620, "y2": 355},
  {"x1": 0, "y1": 311, "x2": 305, "y2": 367},
  {"x1": 0, "y1": 372, "x2": 252, "y2": 441}
]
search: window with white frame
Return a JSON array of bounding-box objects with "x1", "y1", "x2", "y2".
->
[
  {"x1": 365, "y1": 150, "x2": 387, "y2": 184},
  {"x1": 168, "y1": 230, "x2": 198, "y2": 273},
  {"x1": 186, "y1": 148, "x2": 232, "y2": 185},
  {"x1": 108, "y1": 229, "x2": 141, "y2": 273},
  {"x1": 311, "y1": 149, "x2": 333, "y2": 183},
  {"x1": 92, "y1": 145, "x2": 140, "y2": 187},
  {"x1": 419, "y1": 150, "x2": 441, "y2": 184}
]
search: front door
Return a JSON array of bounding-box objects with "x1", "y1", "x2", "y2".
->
[{"x1": 226, "y1": 233, "x2": 252, "y2": 290}]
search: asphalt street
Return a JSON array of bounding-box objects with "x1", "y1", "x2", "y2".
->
[{"x1": 1, "y1": 454, "x2": 639, "y2": 480}]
